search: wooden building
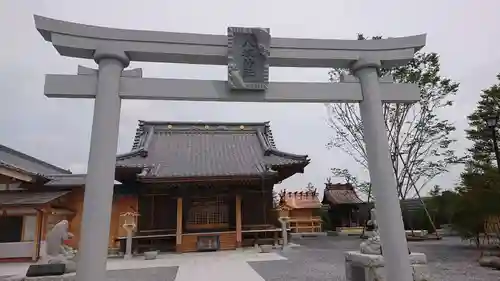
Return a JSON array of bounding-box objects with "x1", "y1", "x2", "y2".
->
[
  {"x1": 278, "y1": 190, "x2": 322, "y2": 233},
  {"x1": 0, "y1": 121, "x2": 309, "y2": 260},
  {"x1": 0, "y1": 144, "x2": 74, "y2": 261},
  {"x1": 321, "y1": 182, "x2": 366, "y2": 231}
]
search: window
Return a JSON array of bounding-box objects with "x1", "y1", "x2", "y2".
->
[
  {"x1": 188, "y1": 196, "x2": 228, "y2": 226},
  {"x1": 0, "y1": 216, "x2": 23, "y2": 243},
  {"x1": 0, "y1": 183, "x2": 23, "y2": 191}
]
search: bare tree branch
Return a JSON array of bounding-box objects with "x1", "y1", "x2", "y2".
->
[{"x1": 326, "y1": 35, "x2": 461, "y2": 199}]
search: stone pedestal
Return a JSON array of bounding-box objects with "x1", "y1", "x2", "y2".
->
[
  {"x1": 405, "y1": 230, "x2": 428, "y2": 237},
  {"x1": 345, "y1": 251, "x2": 431, "y2": 281},
  {"x1": 124, "y1": 228, "x2": 134, "y2": 260}
]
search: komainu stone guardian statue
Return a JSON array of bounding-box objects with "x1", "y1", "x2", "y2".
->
[
  {"x1": 40, "y1": 220, "x2": 77, "y2": 273},
  {"x1": 360, "y1": 208, "x2": 382, "y2": 255}
]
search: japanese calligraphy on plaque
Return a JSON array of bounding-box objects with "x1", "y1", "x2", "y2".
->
[{"x1": 227, "y1": 27, "x2": 270, "y2": 91}]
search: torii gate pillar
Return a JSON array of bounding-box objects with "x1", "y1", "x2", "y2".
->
[
  {"x1": 353, "y1": 58, "x2": 412, "y2": 280},
  {"x1": 34, "y1": 15, "x2": 426, "y2": 281},
  {"x1": 76, "y1": 50, "x2": 129, "y2": 281}
]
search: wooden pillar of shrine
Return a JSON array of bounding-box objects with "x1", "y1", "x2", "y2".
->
[
  {"x1": 32, "y1": 210, "x2": 43, "y2": 261},
  {"x1": 176, "y1": 197, "x2": 183, "y2": 253},
  {"x1": 235, "y1": 194, "x2": 242, "y2": 248}
]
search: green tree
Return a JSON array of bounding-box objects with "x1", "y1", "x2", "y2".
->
[
  {"x1": 429, "y1": 185, "x2": 442, "y2": 197},
  {"x1": 304, "y1": 182, "x2": 315, "y2": 193},
  {"x1": 454, "y1": 74, "x2": 500, "y2": 246},
  {"x1": 326, "y1": 34, "x2": 462, "y2": 199},
  {"x1": 425, "y1": 186, "x2": 459, "y2": 228}
]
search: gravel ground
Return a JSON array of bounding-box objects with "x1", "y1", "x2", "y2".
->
[{"x1": 249, "y1": 236, "x2": 500, "y2": 281}]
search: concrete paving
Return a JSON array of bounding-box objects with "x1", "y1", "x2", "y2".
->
[{"x1": 0, "y1": 249, "x2": 284, "y2": 281}]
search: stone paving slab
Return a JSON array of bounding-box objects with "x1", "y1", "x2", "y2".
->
[
  {"x1": 1, "y1": 267, "x2": 178, "y2": 281},
  {"x1": 1, "y1": 249, "x2": 283, "y2": 281},
  {"x1": 175, "y1": 260, "x2": 263, "y2": 281},
  {"x1": 107, "y1": 267, "x2": 178, "y2": 281}
]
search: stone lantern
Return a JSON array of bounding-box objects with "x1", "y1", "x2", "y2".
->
[
  {"x1": 120, "y1": 211, "x2": 140, "y2": 259},
  {"x1": 278, "y1": 206, "x2": 290, "y2": 219},
  {"x1": 276, "y1": 205, "x2": 291, "y2": 247}
]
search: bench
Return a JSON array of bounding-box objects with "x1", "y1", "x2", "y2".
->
[{"x1": 114, "y1": 233, "x2": 176, "y2": 253}]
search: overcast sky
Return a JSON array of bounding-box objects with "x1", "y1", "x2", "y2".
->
[{"x1": 1, "y1": 0, "x2": 499, "y2": 197}]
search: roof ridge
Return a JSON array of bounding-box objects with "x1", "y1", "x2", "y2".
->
[
  {"x1": 0, "y1": 144, "x2": 71, "y2": 175},
  {"x1": 46, "y1": 173, "x2": 86, "y2": 178},
  {"x1": 263, "y1": 122, "x2": 276, "y2": 148},
  {"x1": 131, "y1": 119, "x2": 271, "y2": 152},
  {"x1": 137, "y1": 120, "x2": 270, "y2": 126},
  {"x1": 267, "y1": 148, "x2": 308, "y2": 160},
  {"x1": 0, "y1": 161, "x2": 39, "y2": 176},
  {"x1": 116, "y1": 149, "x2": 147, "y2": 161},
  {"x1": 256, "y1": 129, "x2": 308, "y2": 160}
]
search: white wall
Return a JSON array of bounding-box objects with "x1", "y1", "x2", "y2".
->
[
  {"x1": 0, "y1": 242, "x2": 34, "y2": 259},
  {"x1": 23, "y1": 215, "x2": 36, "y2": 241}
]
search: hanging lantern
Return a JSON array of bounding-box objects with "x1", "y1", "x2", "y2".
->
[
  {"x1": 277, "y1": 205, "x2": 291, "y2": 218},
  {"x1": 120, "y1": 211, "x2": 140, "y2": 231}
]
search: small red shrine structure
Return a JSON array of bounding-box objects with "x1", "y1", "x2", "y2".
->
[{"x1": 278, "y1": 189, "x2": 322, "y2": 233}]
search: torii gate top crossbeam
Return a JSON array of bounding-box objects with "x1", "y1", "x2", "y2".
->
[{"x1": 34, "y1": 15, "x2": 425, "y2": 69}]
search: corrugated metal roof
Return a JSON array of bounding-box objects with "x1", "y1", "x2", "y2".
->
[
  {"x1": 0, "y1": 144, "x2": 71, "y2": 176},
  {"x1": 323, "y1": 183, "x2": 364, "y2": 205},
  {"x1": 0, "y1": 191, "x2": 70, "y2": 206},
  {"x1": 116, "y1": 121, "x2": 309, "y2": 178},
  {"x1": 401, "y1": 198, "x2": 429, "y2": 211}
]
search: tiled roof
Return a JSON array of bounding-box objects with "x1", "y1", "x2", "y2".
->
[
  {"x1": 0, "y1": 144, "x2": 71, "y2": 177},
  {"x1": 45, "y1": 174, "x2": 86, "y2": 186},
  {"x1": 45, "y1": 174, "x2": 122, "y2": 187},
  {"x1": 322, "y1": 183, "x2": 363, "y2": 205},
  {"x1": 0, "y1": 190, "x2": 70, "y2": 206},
  {"x1": 355, "y1": 198, "x2": 430, "y2": 212},
  {"x1": 280, "y1": 190, "x2": 322, "y2": 209},
  {"x1": 116, "y1": 121, "x2": 309, "y2": 178}
]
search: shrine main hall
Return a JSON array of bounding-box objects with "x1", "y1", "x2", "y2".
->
[{"x1": 0, "y1": 120, "x2": 309, "y2": 259}]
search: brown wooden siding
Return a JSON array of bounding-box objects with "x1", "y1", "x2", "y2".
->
[
  {"x1": 219, "y1": 232, "x2": 237, "y2": 250},
  {"x1": 288, "y1": 208, "x2": 322, "y2": 233},
  {"x1": 180, "y1": 234, "x2": 197, "y2": 252},
  {"x1": 64, "y1": 189, "x2": 84, "y2": 248},
  {"x1": 289, "y1": 209, "x2": 313, "y2": 218},
  {"x1": 60, "y1": 190, "x2": 138, "y2": 249},
  {"x1": 109, "y1": 195, "x2": 138, "y2": 248}
]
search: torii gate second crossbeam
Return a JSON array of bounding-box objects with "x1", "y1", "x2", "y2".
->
[{"x1": 34, "y1": 15, "x2": 426, "y2": 281}]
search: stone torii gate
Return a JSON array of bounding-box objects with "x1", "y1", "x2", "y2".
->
[{"x1": 34, "y1": 15, "x2": 426, "y2": 281}]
